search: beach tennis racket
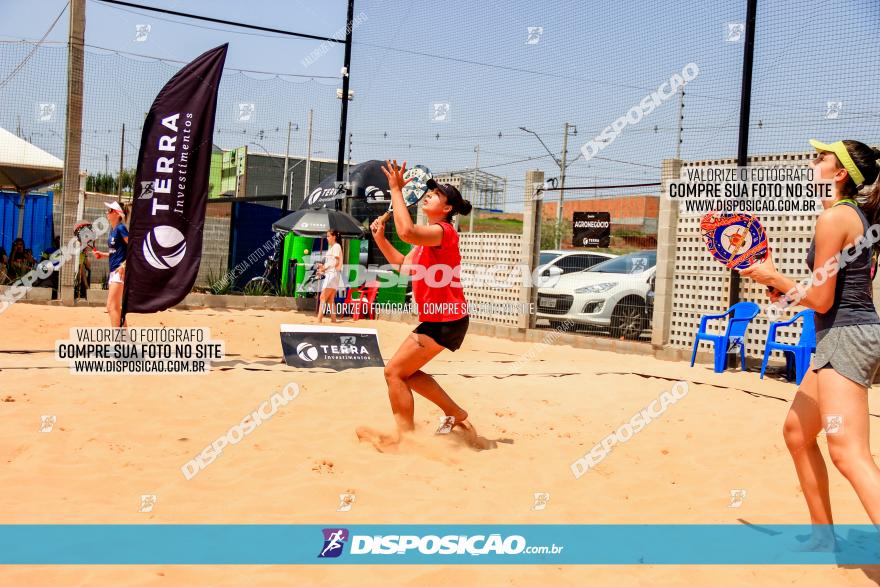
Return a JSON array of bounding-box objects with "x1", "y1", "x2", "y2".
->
[
  {"x1": 377, "y1": 164, "x2": 433, "y2": 222},
  {"x1": 73, "y1": 221, "x2": 97, "y2": 252},
  {"x1": 701, "y1": 211, "x2": 778, "y2": 293},
  {"x1": 701, "y1": 212, "x2": 769, "y2": 270}
]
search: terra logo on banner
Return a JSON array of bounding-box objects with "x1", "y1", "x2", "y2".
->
[
  {"x1": 296, "y1": 342, "x2": 319, "y2": 361},
  {"x1": 124, "y1": 44, "x2": 227, "y2": 316},
  {"x1": 142, "y1": 226, "x2": 187, "y2": 270},
  {"x1": 280, "y1": 326, "x2": 384, "y2": 371}
]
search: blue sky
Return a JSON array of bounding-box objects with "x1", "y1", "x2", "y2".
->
[{"x1": 1, "y1": 0, "x2": 878, "y2": 210}]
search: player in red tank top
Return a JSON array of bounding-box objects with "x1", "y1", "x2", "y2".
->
[{"x1": 360, "y1": 160, "x2": 478, "y2": 448}]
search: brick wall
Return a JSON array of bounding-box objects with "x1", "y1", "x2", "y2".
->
[
  {"x1": 542, "y1": 194, "x2": 660, "y2": 233},
  {"x1": 197, "y1": 211, "x2": 231, "y2": 289}
]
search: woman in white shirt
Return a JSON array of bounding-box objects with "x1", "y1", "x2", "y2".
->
[{"x1": 317, "y1": 229, "x2": 343, "y2": 323}]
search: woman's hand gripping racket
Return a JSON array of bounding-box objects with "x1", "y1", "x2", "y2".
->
[
  {"x1": 378, "y1": 160, "x2": 432, "y2": 223},
  {"x1": 700, "y1": 212, "x2": 778, "y2": 295}
]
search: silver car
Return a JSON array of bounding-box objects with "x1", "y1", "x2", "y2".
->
[{"x1": 536, "y1": 250, "x2": 657, "y2": 340}]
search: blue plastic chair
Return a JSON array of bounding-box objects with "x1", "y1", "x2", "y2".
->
[
  {"x1": 760, "y1": 309, "x2": 816, "y2": 385},
  {"x1": 690, "y1": 302, "x2": 761, "y2": 373}
]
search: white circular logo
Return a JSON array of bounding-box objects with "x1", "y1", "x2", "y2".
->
[
  {"x1": 296, "y1": 342, "x2": 318, "y2": 362},
  {"x1": 143, "y1": 225, "x2": 187, "y2": 270},
  {"x1": 366, "y1": 186, "x2": 386, "y2": 200},
  {"x1": 307, "y1": 187, "x2": 323, "y2": 205}
]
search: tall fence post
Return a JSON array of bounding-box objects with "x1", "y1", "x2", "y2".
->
[
  {"x1": 59, "y1": 0, "x2": 86, "y2": 305},
  {"x1": 520, "y1": 169, "x2": 544, "y2": 330},
  {"x1": 651, "y1": 158, "x2": 681, "y2": 352}
]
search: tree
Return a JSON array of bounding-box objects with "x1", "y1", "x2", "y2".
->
[
  {"x1": 541, "y1": 219, "x2": 573, "y2": 250},
  {"x1": 85, "y1": 168, "x2": 135, "y2": 195}
]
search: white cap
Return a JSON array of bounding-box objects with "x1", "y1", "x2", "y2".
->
[{"x1": 104, "y1": 201, "x2": 124, "y2": 216}]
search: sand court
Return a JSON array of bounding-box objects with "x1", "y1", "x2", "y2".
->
[{"x1": 2, "y1": 304, "x2": 880, "y2": 584}]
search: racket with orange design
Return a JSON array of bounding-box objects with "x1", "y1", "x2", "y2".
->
[
  {"x1": 701, "y1": 212, "x2": 779, "y2": 294},
  {"x1": 701, "y1": 212, "x2": 769, "y2": 269}
]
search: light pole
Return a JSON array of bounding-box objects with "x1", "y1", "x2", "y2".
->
[
  {"x1": 304, "y1": 109, "x2": 314, "y2": 204},
  {"x1": 519, "y1": 124, "x2": 578, "y2": 248},
  {"x1": 558, "y1": 123, "x2": 570, "y2": 248},
  {"x1": 335, "y1": 0, "x2": 355, "y2": 212},
  {"x1": 282, "y1": 122, "x2": 299, "y2": 196},
  {"x1": 250, "y1": 141, "x2": 296, "y2": 203},
  {"x1": 286, "y1": 158, "x2": 307, "y2": 204}
]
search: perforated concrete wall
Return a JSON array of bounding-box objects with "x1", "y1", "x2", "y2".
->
[
  {"x1": 668, "y1": 151, "x2": 820, "y2": 358},
  {"x1": 459, "y1": 232, "x2": 525, "y2": 327}
]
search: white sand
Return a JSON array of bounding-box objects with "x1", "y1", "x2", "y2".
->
[{"x1": 1, "y1": 303, "x2": 879, "y2": 585}]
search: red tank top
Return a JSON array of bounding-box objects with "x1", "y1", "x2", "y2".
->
[{"x1": 412, "y1": 221, "x2": 468, "y2": 322}]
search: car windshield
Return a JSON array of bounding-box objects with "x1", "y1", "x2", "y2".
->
[
  {"x1": 589, "y1": 251, "x2": 656, "y2": 274},
  {"x1": 539, "y1": 252, "x2": 561, "y2": 265}
]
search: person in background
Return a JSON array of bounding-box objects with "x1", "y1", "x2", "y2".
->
[
  {"x1": 316, "y1": 229, "x2": 343, "y2": 323},
  {"x1": 0, "y1": 248, "x2": 8, "y2": 284},
  {"x1": 75, "y1": 247, "x2": 92, "y2": 300},
  {"x1": 90, "y1": 202, "x2": 129, "y2": 327},
  {"x1": 39, "y1": 236, "x2": 63, "y2": 293},
  {"x1": 43, "y1": 236, "x2": 60, "y2": 258},
  {"x1": 7, "y1": 238, "x2": 27, "y2": 278}
]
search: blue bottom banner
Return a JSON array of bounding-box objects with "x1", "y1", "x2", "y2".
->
[{"x1": 1, "y1": 524, "x2": 878, "y2": 564}]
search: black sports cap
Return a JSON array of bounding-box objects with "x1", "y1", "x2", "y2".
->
[{"x1": 426, "y1": 179, "x2": 469, "y2": 215}]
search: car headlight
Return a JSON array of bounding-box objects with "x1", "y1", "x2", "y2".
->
[{"x1": 574, "y1": 282, "x2": 615, "y2": 294}]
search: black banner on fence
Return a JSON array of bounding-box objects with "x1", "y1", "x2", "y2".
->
[
  {"x1": 573, "y1": 211, "x2": 611, "y2": 248},
  {"x1": 123, "y1": 44, "x2": 228, "y2": 317},
  {"x1": 280, "y1": 325, "x2": 384, "y2": 371}
]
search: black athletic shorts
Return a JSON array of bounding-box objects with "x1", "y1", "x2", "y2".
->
[{"x1": 413, "y1": 316, "x2": 469, "y2": 351}]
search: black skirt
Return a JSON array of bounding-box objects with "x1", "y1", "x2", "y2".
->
[{"x1": 413, "y1": 316, "x2": 470, "y2": 351}]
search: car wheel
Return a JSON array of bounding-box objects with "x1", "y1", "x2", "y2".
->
[{"x1": 610, "y1": 299, "x2": 646, "y2": 340}]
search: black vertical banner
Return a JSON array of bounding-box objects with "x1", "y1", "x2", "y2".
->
[{"x1": 123, "y1": 44, "x2": 227, "y2": 317}]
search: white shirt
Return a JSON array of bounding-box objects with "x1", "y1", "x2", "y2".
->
[{"x1": 324, "y1": 243, "x2": 342, "y2": 274}]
